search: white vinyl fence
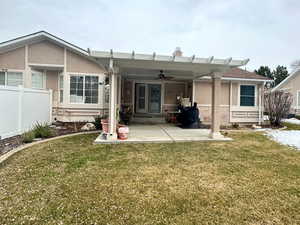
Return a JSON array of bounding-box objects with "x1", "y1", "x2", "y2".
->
[{"x1": 0, "y1": 86, "x2": 52, "y2": 139}]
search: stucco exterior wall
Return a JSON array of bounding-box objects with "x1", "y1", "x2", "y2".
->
[
  {"x1": 46, "y1": 71, "x2": 59, "y2": 107},
  {"x1": 194, "y1": 81, "x2": 230, "y2": 105},
  {"x1": 0, "y1": 47, "x2": 25, "y2": 70},
  {"x1": 231, "y1": 82, "x2": 239, "y2": 106},
  {"x1": 122, "y1": 79, "x2": 133, "y2": 105},
  {"x1": 164, "y1": 83, "x2": 186, "y2": 104},
  {"x1": 28, "y1": 41, "x2": 64, "y2": 65},
  {"x1": 66, "y1": 50, "x2": 104, "y2": 74}
]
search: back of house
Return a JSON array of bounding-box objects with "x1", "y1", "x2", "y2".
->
[{"x1": 0, "y1": 31, "x2": 271, "y2": 127}]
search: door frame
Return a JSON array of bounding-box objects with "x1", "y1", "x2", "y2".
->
[{"x1": 133, "y1": 80, "x2": 164, "y2": 115}]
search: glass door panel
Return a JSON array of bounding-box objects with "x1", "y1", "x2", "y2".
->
[
  {"x1": 148, "y1": 84, "x2": 161, "y2": 113},
  {"x1": 136, "y1": 83, "x2": 147, "y2": 113}
]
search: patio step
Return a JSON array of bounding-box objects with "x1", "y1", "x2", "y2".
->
[{"x1": 132, "y1": 115, "x2": 166, "y2": 124}]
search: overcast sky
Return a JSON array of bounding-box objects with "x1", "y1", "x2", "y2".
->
[{"x1": 1, "y1": 0, "x2": 299, "y2": 71}]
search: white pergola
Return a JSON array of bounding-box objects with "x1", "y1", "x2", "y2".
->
[{"x1": 90, "y1": 50, "x2": 249, "y2": 140}]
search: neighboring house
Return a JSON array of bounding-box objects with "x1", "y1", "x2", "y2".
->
[
  {"x1": 273, "y1": 68, "x2": 300, "y2": 115},
  {"x1": 0, "y1": 31, "x2": 271, "y2": 139}
]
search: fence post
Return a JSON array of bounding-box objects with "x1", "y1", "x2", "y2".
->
[
  {"x1": 49, "y1": 89, "x2": 53, "y2": 123},
  {"x1": 18, "y1": 85, "x2": 23, "y2": 134}
]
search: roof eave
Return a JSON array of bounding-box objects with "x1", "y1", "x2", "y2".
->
[{"x1": 0, "y1": 31, "x2": 88, "y2": 55}]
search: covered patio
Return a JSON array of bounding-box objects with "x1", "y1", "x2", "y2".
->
[
  {"x1": 94, "y1": 124, "x2": 231, "y2": 144},
  {"x1": 90, "y1": 49, "x2": 249, "y2": 142}
]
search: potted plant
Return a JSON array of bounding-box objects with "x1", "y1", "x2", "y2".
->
[
  {"x1": 100, "y1": 115, "x2": 109, "y2": 133},
  {"x1": 119, "y1": 105, "x2": 132, "y2": 125}
]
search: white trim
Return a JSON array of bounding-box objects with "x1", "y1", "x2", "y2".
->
[
  {"x1": 222, "y1": 77, "x2": 270, "y2": 82},
  {"x1": 63, "y1": 47, "x2": 68, "y2": 105},
  {"x1": 24, "y1": 44, "x2": 30, "y2": 88},
  {"x1": 28, "y1": 63, "x2": 64, "y2": 68}
]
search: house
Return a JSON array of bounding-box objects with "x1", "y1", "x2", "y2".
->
[
  {"x1": 273, "y1": 68, "x2": 300, "y2": 115},
  {"x1": 0, "y1": 31, "x2": 107, "y2": 122},
  {"x1": 0, "y1": 31, "x2": 270, "y2": 140}
]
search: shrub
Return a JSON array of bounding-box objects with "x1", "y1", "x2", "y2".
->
[
  {"x1": 264, "y1": 90, "x2": 293, "y2": 126},
  {"x1": 232, "y1": 123, "x2": 239, "y2": 129},
  {"x1": 22, "y1": 131, "x2": 35, "y2": 143},
  {"x1": 33, "y1": 122, "x2": 55, "y2": 138},
  {"x1": 93, "y1": 115, "x2": 103, "y2": 130},
  {"x1": 295, "y1": 115, "x2": 300, "y2": 120}
]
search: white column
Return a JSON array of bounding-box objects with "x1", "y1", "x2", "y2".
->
[
  {"x1": 62, "y1": 48, "x2": 68, "y2": 105},
  {"x1": 210, "y1": 72, "x2": 223, "y2": 139},
  {"x1": 118, "y1": 75, "x2": 122, "y2": 106},
  {"x1": 24, "y1": 45, "x2": 31, "y2": 88},
  {"x1": 108, "y1": 59, "x2": 118, "y2": 140}
]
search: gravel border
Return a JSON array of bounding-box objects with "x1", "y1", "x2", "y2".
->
[{"x1": 0, "y1": 131, "x2": 99, "y2": 165}]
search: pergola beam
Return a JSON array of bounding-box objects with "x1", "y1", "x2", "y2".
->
[{"x1": 90, "y1": 50, "x2": 249, "y2": 67}]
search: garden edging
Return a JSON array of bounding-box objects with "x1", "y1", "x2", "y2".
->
[{"x1": 0, "y1": 130, "x2": 99, "y2": 165}]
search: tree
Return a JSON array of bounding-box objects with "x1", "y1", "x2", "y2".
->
[
  {"x1": 264, "y1": 91, "x2": 292, "y2": 126},
  {"x1": 255, "y1": 66, "x2": 274, "y2": 80},
  {"x1": 255, "y1": 65, "x2": 289, "y2": 87},
  {"x1": 272, "y1": 65, "x2": 289, "y2": 86}
]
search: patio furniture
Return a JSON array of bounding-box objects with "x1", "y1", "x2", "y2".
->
[
  {"x1": 166, "y1": 111, "x2": 180, "y2": 123},
  {"x1": 177, "y1": 103, "x2": 201, "y2": 128}
]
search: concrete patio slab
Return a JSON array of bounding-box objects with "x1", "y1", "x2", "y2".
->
[{"x1": 94, "y1": 124, "x2": 232, "y2": 144}]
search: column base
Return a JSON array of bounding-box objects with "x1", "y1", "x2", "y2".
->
[
  {"x1": 209, "y1": 131, "x2": 224, "y2": 139},
  {"x1": 106, "y1": 133, "x2": 118, "y2": 141}
]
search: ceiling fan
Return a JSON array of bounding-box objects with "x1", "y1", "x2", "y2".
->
[{"x1": 157, "y1": 70, "x2": 174, "y2": 80}]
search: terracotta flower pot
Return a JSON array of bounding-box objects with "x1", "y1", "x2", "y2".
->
[{"x1": 101, "y1": 119, "x2": 109, "y2": 133}]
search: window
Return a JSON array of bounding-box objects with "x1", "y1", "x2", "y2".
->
[
  {"x1": 70, "y1": 75, "x2": 99, "y2": 104},
  {"x1": 240, "y1": 85, "x2": 255, "y2": 106},
  {"x1": 84, "y1": 76, "x2": 99, "y2": 104},
  {"x1": 31, "y1": 71, "x2": 45, "y2": 89},
  {"x1": 0, "y1": 71, "x2": 23, "y2": 86},
  {"x1": 59, "y1": 75, "x2": 64, "y2": 103}
]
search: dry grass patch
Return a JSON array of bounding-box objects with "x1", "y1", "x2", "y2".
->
[{"x1": 0, "y1": 132, "x2": 300, "y2": 224}]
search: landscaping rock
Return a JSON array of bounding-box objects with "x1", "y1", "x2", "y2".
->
[
  {"x1": 252, "y1": 124, "x2": 262, "y2": 129},
  {"x1": 81, "y1": 123, "x2": 96, "y2": 131}
]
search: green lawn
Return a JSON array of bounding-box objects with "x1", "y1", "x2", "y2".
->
[
  {"x1": 283, "y1": 122, "x2": 300, "y2": 130},
  {"x1": 1, "y1": 132, "x2": 300, "y2": 225}
]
